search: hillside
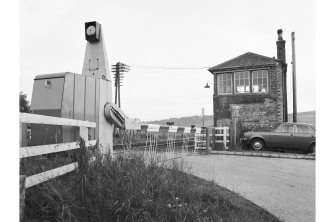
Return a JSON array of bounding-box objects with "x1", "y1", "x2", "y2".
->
[
  {"x1": 288, "y1": 110, "x2": 315, "y2": 125},
  {"x1": 146, "y1": 111, "x2": 315, "y2": 127},
  {"x1": 145, "y1": 115, "x2": 214, "y2": 127}
]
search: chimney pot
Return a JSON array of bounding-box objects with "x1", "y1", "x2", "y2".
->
[
  {"x1": 277, "y1": 29, "x2": 283, "y2": 40},
  {"x1": 276, "y1": 29, "x2": 286, "y2": 63}
]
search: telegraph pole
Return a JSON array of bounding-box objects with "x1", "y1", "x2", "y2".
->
[
  {"x1": 291, "y1": 32, "x2": 297, "y2": 122},
  {"x1": 114, "y1": 63, "x2": 119, "y2": 105},
  {"x1": 202, "y1": 107, "x2": 205, "y2": 149},
  {"x1": 112, "y1": 62, "x2": 130, "y2": 108},
  {"x1": 202, "y1": 107, "x2": 205, "y2": 128}
]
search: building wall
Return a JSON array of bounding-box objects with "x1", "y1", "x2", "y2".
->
[{"x1": 213, "y1": 62, "x2": 286, "y2": 132}]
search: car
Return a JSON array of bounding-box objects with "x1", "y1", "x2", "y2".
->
[{"x1": 241, "y1": 122, "x2": 315, "y2": 153}]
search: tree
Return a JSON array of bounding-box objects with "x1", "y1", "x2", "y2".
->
[{"x1": 20, "y1": 91, "x2": 31, "y2": 113}]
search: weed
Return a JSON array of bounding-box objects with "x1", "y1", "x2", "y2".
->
[{"x1": 23, "y1": 140, "x2": 280, "y2": 222}]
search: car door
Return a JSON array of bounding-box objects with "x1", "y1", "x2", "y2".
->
[
  {"x1": 294, "y1": 124, "x2": 313, "y2": 151},
  {"x1": 270, "y1": 123, "x2": 295, "y2": 149}
]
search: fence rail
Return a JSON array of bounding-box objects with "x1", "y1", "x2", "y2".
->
[
  {"x1": 19, "y1": 113, "x2": 97, "y2": 220},
  {"x1": 20, "y1": 140, "x2": 96, "y2": 158},
  {"x1": 19, "y1": 113, "x2": 96, "y2": 188},
  {"x1": 20, "y1": 113, "x2": 96, "y2": 127},
  {"x1": 25, "y1": 162, "x2": 78, "y2": 188}
]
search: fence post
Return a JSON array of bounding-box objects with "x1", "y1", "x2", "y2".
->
[
  {"x1": 212, "y1": 128, "x2": 216, "y2": 151},
  {"x1": 20, "y1": 175, "x2": 26, "y2": 221},
  {"x1": 193, "y1": 133, "x2": 197, "y2": 153},
  {"x1": 205, "y1": 128, "x2": 210, "y2": 154},
  {"x1": 233, "y1": 118, "x2": 237, "y2": 148},
  {"x1": 223, "y1": 127, "x2": 227, "y2": 149},
  {"x1": 79, "y1": 126, "x2": 88, "y2": 141},
  {"x1": 20, "y1": 123, "x2": 28, "y2": 147}
]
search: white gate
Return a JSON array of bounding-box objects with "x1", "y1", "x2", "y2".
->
[{"x1": 214, "y1": 127, "x2": 230, "y2": 150}]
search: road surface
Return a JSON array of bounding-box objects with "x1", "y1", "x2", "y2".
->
[{"x1": 181, "y1": 154, "x2": 315, "y2": 222}]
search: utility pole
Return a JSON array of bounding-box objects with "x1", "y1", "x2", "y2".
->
[
  {"x1": 202, "y1": 107, "x2": 205, "y2": 149},
  {"x1": 291, "y1": 32, "x2": 297, "y2": 122},
  {"x1": 111, "y1": 62, "x2": 130, "y2": 108},
  {"x1": 202, "y1": 107, "x2": 205, "y2": 128},
  {"x1": 114, "y1": 63, "x2": 119, "y2": 105}
]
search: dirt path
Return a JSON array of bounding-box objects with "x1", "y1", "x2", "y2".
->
[{"x1": 181, "y1": 155, "x2": 315, "y2": 222}]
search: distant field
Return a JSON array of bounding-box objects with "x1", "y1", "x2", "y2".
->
[
  {"x1": 147, "y1": 111, "x2": 316, "y2": 127},
  {"x1": 288, "y1": 111, "x2": 315, "y2": 126},
  {"x1": 146, "y1": 115, "x2": 214, "y2": 127}
]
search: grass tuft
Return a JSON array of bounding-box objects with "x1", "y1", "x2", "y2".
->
[{"x1": 23, "y1": 140, "x2": 281, "y2": 222}]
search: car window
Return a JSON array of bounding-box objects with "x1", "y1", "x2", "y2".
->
[
  {"x1": 296, "y1": 125, "x2": 309, "y2": 133},
  {"x1": 308, "y1": 126, "x2": 315, "y2": 133},
  {"x1": 281, "y1": 124, "x2": 294, "y2": 133},
  {"x1": 275, "y1": 125, "x2": 282, "y2": 132}
]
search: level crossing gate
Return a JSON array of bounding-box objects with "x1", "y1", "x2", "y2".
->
[{"x1": 114, "y1": 124, "x2": 201, "y2": 163}]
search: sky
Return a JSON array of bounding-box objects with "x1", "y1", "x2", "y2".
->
[
  {"x1": 20, "y1": 0, "x2": 315, "y2": 121},
  {"x1": 4, "y1": 1, "x2": 334, "y2": 220}
]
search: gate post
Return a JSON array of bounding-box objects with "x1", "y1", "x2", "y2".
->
[
  {"x1": 212, "y1": 128, "x2": 216, "y2": 150},
  {"x1": 205, "y1": 128, "x2": 210, "y2": 154},
  {"x1": 20, "y1": 175, "x2": 26, "y2": 221}
]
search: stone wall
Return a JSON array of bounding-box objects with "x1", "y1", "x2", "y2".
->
[{"x1": 230, "y1": 99, "x2": 282, "y2": 132}]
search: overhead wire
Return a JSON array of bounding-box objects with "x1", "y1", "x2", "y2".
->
[{"x1": 128, "y1": 64, "x2": 210, "y2": 70}]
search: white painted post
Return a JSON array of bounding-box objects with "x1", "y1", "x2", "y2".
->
[
  {"x1": 205, "y1": 128, "x2": 210, "y2": 154},
  {"x1": 79, "y1": 126, "x2": 88, "y2": 141},
  {"x1": 224, "y1": 127, "x2": 227, "y2": 149}
]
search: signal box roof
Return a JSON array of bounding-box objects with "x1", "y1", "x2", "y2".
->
[{"x1": 208, "y1": 52, "x2": 278, "y2": 72}]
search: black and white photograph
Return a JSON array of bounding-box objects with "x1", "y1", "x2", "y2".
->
[{"x1": 2, "y1": 0, "x2": 334, "y2": 221}]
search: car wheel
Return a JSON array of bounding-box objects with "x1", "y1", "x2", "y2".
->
[
  {"x1": 309, "y1": 143, "x2": 315, "y2": 154},
  {"x1": 251, "y1": 138, "x2": 264, "y2": 151}
]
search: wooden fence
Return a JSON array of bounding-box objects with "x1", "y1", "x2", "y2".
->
[
  {"x1": 213, "y1": 127, "x2": 230, "y2": 150},
  {"x1": 194, "y1": 127, "x2": 230, "y2": 152},
  {"x1": 19, "y1": 114, "x2": 231, "y2": 220},
  {"x1": 19, "y1": 113, "x2": 96, "y2": 220}
]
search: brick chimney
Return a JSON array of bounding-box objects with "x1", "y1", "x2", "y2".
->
[{"x1": 276, "y1": 29, "x2": 286, "y2": 63}]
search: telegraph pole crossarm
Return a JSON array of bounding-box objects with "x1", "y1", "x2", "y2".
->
[{"x1": 111, "y1": 62, "x2": 130, "y2": 108}]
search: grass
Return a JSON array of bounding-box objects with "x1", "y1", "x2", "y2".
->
[{"x1": 22, "y1": 140, "x2": 281, "y2": 222}]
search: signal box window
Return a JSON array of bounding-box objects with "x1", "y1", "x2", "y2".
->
[
  {"x1": 217, "y1": 74, "x2": 232, "y2": 95},
  {"x1": 234, "y1": 71, "x2": 250, "y2": 93},
  {"x1": 252, "y1": 70, "x2": 268, "y2": 93}
]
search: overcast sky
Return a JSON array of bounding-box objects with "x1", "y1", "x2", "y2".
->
[{"x1": 20, "y1": 0, "x2": 315, "y2": 121}]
